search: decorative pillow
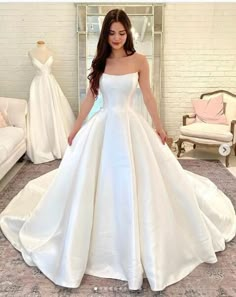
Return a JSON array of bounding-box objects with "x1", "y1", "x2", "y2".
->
[
  {"x1": 192, "y1": 95, "x2": 228, "y2": 124},
  {"x1": 0, "y1": 111, "x2": 9, "y2": 128}
]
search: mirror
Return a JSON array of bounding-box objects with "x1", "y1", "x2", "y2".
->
[{"x1": 77, "y1": 4, "x2": 163, "y2": 125}]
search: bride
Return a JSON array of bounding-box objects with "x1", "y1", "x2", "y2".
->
[{"x1": 0, "y1": 8, "x2": 235, "y2": 292}]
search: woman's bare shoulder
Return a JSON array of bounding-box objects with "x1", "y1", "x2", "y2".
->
[
  {"x1": 133, "y1": 52, "x2": 147, "y2": 71},
  {"x1": 133, "y1": 52, "x2": 146, "y2": 61}
]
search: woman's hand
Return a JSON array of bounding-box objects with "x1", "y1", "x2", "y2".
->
[
  {"x1": 155, "y1": 128, "x2": 167, "y2": 145},
  {"x1": 68, "y1": 131, "x2": 76, "y2": 146}
]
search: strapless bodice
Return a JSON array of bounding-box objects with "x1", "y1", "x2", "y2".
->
[{"x1": 99, "y1": 72, "x2": 139, "y2": 111}]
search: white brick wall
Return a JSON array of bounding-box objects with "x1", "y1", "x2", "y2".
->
[
  {"x1": 0, "y1": 3, "x2": 78, "y2": 112},
  {"x1": 163, "y1": 3, "x2": 236, "y2": 140}
]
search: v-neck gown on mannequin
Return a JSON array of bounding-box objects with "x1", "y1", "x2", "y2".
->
[
  {"x1": 0, "y1": 72, "x2": 236, "y2": 291},
  {"x1": 26, "y1": 55, "x2": 75, "y2": 164}
]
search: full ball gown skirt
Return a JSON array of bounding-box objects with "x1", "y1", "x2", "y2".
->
[
  {"x1": 26, "y1": 55, "x2": 75, "y2": 164},
  {"x1": 1, "y1": 72, "x2": 236, "y2": 291}
]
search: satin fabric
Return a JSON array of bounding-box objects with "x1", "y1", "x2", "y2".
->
[
  {"x1": 1, "y1": 72, "x2": 236, "y2": 291},
  {"x1": 26, "y1": 56, "x2": 75, "y2": 164}
]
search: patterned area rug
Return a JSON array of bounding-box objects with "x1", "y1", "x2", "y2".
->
[{"x1": 0, "y1": 159, "x2": 235, "y2": 297}]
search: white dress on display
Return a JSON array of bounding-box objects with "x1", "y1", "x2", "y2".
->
[
  {"x1": 27, "y1": 55, "x2": 75, "y2": 164},
  {"x1": 0, "y1": 72, "x2": 236, "y2": 291}
]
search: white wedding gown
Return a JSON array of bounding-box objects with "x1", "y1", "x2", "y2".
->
[
  {"x1": 1, "y1": 72, "x2": 236, "y2": 291},
  {"x1": 27, "y1": 55, "x2": 75, "y2": 164}
]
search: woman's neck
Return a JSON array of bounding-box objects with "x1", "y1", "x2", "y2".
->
[{"x1": 109, "y1": 49, "x2": 127, "y2": 59}]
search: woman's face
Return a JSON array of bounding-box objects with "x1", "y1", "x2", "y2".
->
[{"x1": 108, "y1": 22, "x2": 127, "y2": 50}]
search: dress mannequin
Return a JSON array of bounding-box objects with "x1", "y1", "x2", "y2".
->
[
  {"x1": 26, "y1": 41, "x2": 75, "y2": 164},
  {"x1": 28, "y1": 41, "x2": 54, "y2": 64}
]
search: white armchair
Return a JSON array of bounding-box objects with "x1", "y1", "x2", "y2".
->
[{"x1": 176, "y1": 90, "x2": 236, "y2": 167}]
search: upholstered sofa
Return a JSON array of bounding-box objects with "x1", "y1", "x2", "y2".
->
[{"x1": 0, "y1": 97, "x2": 27, "y2": 180}]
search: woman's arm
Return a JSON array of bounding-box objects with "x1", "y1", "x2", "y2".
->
[
  {"x1": 68, "y1": 84, "x2": 96, "y2": 145},
  {"x1": 138, "y1": 55, "x2": 167, "y2": 144}
]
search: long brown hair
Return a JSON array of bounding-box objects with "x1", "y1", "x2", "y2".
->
[{"x1": 87, "y1": 9, "x2": 136, "y2": 97}]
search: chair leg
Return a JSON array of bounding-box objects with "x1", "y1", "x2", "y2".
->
[
  {"x1": 176, "y1": 139, "x2": 183, "y2": 158},
  {"x1": 225, "y1": 147, "x2": 232, "y2": 167},
  {"x1": 193, "y1": 144, "x2": 196, "y2": 149},
  {"x1": 226, "y1": 155, "x2": 230, "y2": 168}
]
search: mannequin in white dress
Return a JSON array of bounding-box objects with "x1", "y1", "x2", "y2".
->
[
  {"x1": 0, "y1": 9, "x2": 235, "y2": 292},
  {"x1": 27, "y1": 41, "x2": 75, "y2": 164}
]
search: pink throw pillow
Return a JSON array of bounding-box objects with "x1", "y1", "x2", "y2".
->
[
  {"x1": 0, "y1": 111, "x2": 8, "y2": 128},
  {"x1": 192, "y1": 95, "x2": 228, "y2": 124}
]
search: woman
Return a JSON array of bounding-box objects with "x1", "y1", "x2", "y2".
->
[
  {"x1": 0, "y1": 9, "x2": 235, "y2": 292},
  {"x1": 68, "y1": 9, "x2": 166, "y2": 146}
]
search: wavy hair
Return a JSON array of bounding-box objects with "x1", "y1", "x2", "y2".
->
[{"x1": 87, "y1": 9, "x2": 136, "y2": 97}]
